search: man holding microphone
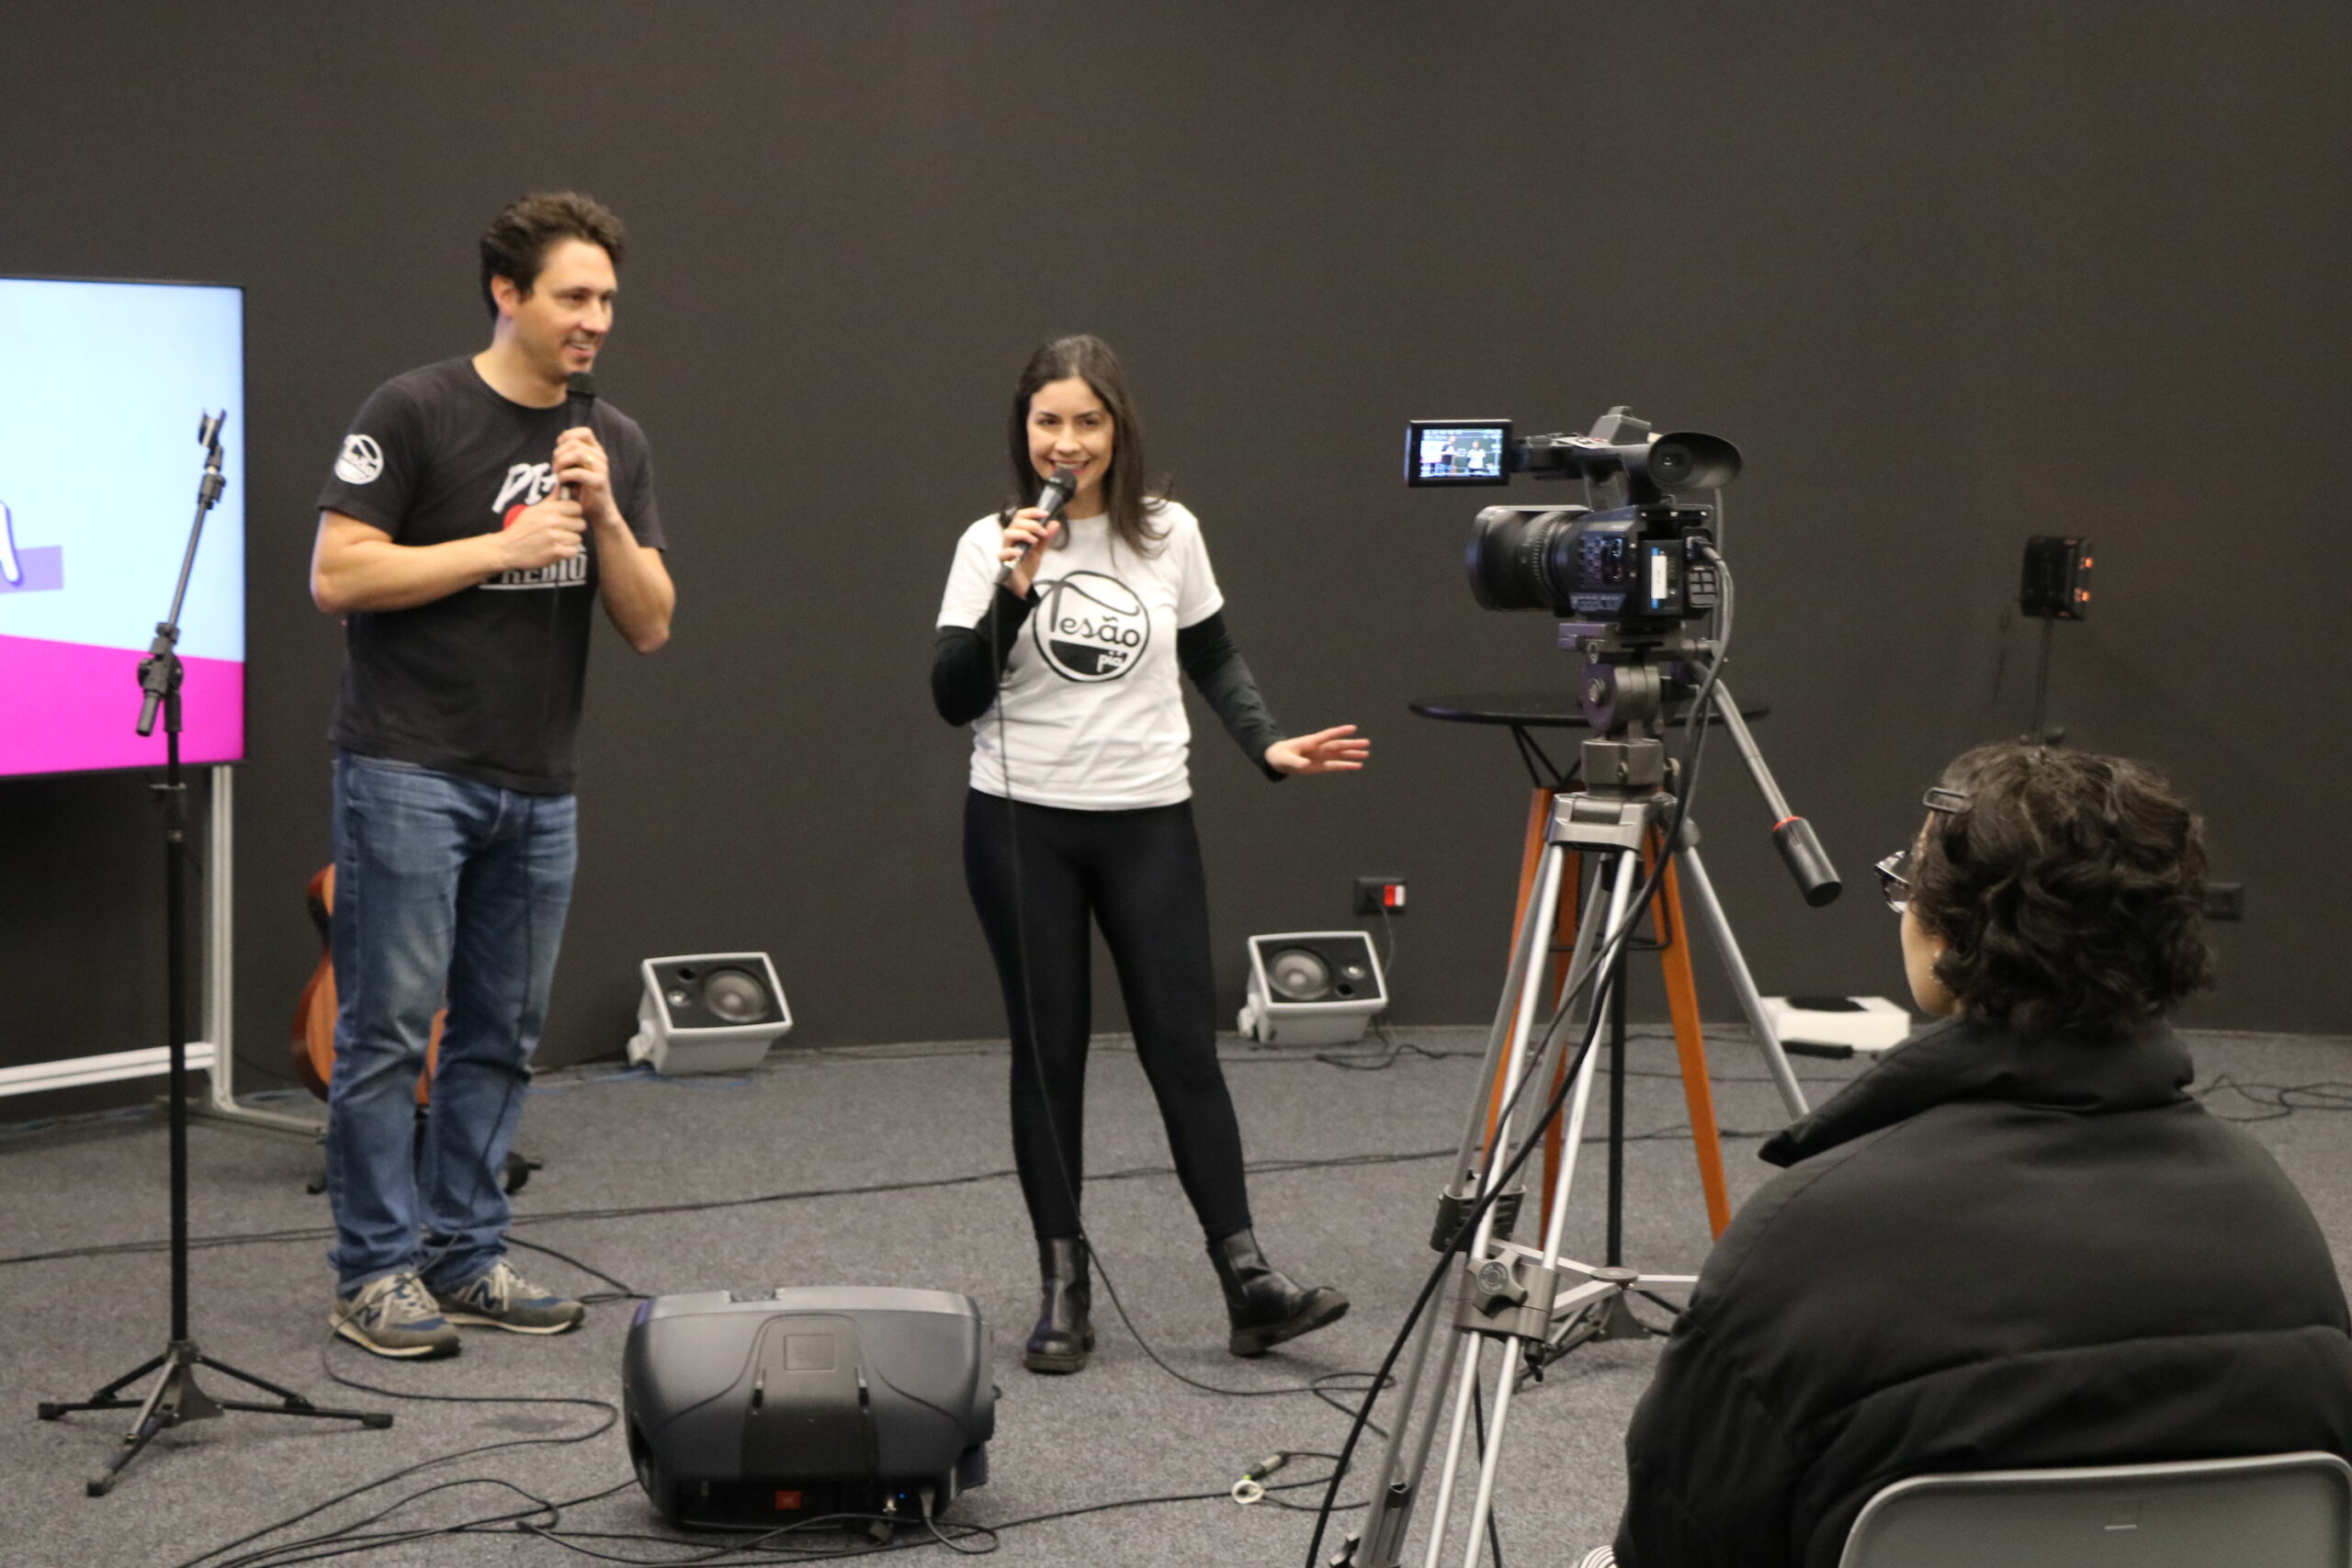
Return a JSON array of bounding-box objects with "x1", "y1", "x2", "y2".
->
[{"x1": 309, "y1": 191, "x2": 673, "y2": 1358}]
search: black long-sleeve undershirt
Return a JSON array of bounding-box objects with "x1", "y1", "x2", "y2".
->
[
  {"x1": 931, "y1": 584, "x2": 1035, "y2": 727},
  {"x1": 1175, "y1": 610, "x2": 1285, "y2": 780},
  {"x1": 932, "y1": 596, "x2": 1284, "y2": 780}
]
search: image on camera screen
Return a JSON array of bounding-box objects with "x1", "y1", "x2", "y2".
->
[{"x1": 1407, "y1": 421, "x2": 1511, "y2": 485}]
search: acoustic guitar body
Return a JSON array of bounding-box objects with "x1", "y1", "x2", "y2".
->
[{"x1": 292, "y1": 863, "x2": 442, "y2": 1104}]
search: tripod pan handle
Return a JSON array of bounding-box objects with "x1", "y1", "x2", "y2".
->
[{"x1": 1773, "y1": 817, "x2": 1840, "y2": 907}]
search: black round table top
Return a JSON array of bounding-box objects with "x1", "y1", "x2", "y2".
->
[{"x1": 1408, "y1": 690, "x2": 1770, "y2": 728}]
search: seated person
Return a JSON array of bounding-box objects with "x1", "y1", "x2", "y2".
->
[{"x1": 1605, "y1": 740, "x2": 2352, "y2": 1568}]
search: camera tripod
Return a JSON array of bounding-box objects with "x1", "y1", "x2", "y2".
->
[{"x1": 1335, "y1": 634, "x2": 1828, "y2": 1568}]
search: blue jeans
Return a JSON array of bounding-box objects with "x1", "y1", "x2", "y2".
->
[{"x1": 325, "y1": 751, "x2": 577, "y2": 1297}]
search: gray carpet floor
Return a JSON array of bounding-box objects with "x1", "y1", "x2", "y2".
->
[{"x1": 4, "y1": 1024, "x2": 2350, "y2": 1568}]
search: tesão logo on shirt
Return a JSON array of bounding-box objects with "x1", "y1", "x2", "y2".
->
[
  {"x1": 1035, "y1": 570, "x2": 1148, "y2": 682},
  {"x1": 334, "y1": 434, "x2": 385, "y2": 485}
]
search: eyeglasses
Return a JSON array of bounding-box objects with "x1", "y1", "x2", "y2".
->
[
  {"x1": 1873, "y1": 847, "x2": 1916, "y2": 914},
  {"x1": 1876, "y1": 786, "x2": 1972, "y2": 914},
  {"x1": 1877, "y1": 787, "x2": 1971, "y2": 914}
]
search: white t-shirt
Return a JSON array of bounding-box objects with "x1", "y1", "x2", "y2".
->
[{"x1": 936, "y1": 501, "x2": 1225, "y2": 809}]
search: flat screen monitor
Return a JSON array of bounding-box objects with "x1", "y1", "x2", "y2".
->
[{"x1": 0, "y1": 276, "x2": 244, "y2": 779}]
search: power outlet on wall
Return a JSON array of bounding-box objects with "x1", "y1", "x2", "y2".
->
[
  {"x1": 1354, "y1": 877, "x2": 1407, "y2": 917},
  {"x1": 2204, "y1": 883, "x2": 2245, "y2": 922}
]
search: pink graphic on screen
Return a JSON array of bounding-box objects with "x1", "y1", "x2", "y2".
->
[{"x1": 0, "y1": 635, "x2": 243, "y2": 774}]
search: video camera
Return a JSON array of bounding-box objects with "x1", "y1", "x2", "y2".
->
[{"x1": 1406, "y1": 407, "x2": 1739, "y2": 631}]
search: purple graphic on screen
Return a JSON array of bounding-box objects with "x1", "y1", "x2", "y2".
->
[{"x1": 0, "y1": 502, "x2": 64, "y2": 593}]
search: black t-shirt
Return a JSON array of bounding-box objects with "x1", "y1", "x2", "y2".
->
[{"x1": 316, "y1": 357, "x2": 665, "y2": 794}]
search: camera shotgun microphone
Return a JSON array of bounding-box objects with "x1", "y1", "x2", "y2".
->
[
  {"x1": 559, "y1": 372, "x2": 597, "y2": 502},
  {"x1": 996, "y1": 466, "x2": 1079, "y2": 588}
]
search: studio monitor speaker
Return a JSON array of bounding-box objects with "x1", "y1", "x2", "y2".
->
[
  {"x1": 627, "y1": 953, "x2": 792, "y2": 1075},
  {"x1": 1238, "y1": 931, "x2": 1388, "y2": 1046}
]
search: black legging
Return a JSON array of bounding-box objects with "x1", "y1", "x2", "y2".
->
[{"x1": 962, "y1": 788, "x2": 1253, "y2": 1243}]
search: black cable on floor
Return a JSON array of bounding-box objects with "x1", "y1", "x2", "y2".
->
[
  {"x1": 195, "y1": 1447, "x2": 1362, "y2": 1567},
  {"x1": 2193, "y1": 1076, "x2": 2352, "y2": 1123},
  {"x1": 0, "y1": 1145, "x2": 1459, "y2": 1270},
  {"x1": 170, "y1": 1336, "x2": 624, "y2": 1568}
]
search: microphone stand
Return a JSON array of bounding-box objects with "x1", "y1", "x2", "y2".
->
[{"x1": 39, "y1": 413, "x2": 390, "y2": 1496}]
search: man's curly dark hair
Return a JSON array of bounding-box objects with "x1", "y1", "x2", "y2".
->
[
  {"x1": 478, "y1": 191, "x2": 626, "y2": 321},
  {"x1": 1911, "y1": 741, "x2": 2215, "y2": 1039}
]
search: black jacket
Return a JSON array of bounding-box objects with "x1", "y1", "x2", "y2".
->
[{"x1": 1614, "y1": 1016, "x2": 2352, "y2": 1568}]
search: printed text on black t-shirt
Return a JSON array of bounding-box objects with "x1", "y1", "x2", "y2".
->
[{"x1": 487, "y1": 460, "x2": 590, "y2": 590}]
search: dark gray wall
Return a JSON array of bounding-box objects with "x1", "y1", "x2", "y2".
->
[{"x1": 3, "y1": 1, "x2": 2346, "y2": 1099}]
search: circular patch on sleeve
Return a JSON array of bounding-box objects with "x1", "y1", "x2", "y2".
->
[{"x1": 334, "y1": 434, "x2": 385, "y2": 485}]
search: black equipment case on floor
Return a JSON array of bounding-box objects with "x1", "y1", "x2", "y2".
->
[{"x1": 622, "y1": 1285, "x2": 996, "y2": 1528}]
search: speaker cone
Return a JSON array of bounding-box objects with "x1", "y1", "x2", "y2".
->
[
  {"x1": 1268, "y1": 949, "x2": 1333, "y2": 1002},
  {"x1": 703, "y1": 968, "x2": 768, "y2": 1023}
]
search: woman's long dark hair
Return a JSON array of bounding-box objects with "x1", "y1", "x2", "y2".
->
[
  {"x1": 1004, "y1": 334, "x2": 1168, "y2": 558},
  {"x1": 1911, "y1": 741, "x2": 2216, "y2": 1040}
]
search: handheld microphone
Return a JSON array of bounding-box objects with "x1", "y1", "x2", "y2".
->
[
  {"x1": 560, "y1": 371, "x2": 597, "y2": 502},
  {"x1": 996, "y1": 466, "x2": 1078, "y2": 588}
]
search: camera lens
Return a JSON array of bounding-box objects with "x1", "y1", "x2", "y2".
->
[{"x1": 1466, "y1": 507, "x2": 1587, "y2": 613}]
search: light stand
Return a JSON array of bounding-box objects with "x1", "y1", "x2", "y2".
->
[{"x1": 38, "y1": 412, "x2": 390, "y2": 1495}]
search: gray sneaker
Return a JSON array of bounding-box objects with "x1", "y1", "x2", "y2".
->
[
  {"x1": 428, "y1": 1259, "x2": 584, "y2": 1336},
  {"x1": 332, "y1": 1271, "x2": 461, "y2": 1359}
]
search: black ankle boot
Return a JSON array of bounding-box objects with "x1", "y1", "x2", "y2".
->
[
  {"x1": 1023, "y1": 1235, "x2": 1093, "y2": 1373},
  {"x1": 1209, "y1": 1228, "x2": 1348, "y2": 1357}
]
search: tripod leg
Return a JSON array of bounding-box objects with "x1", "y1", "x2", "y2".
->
[
  {"x1": 1539, "y1": 863, "x2": 1601, "y2": 1241},
  {"x1": 192, "y1": 1354, "x2": 316, "y2": 1406},
  {"x1": 1450, "y1": 837, "x2": 1571, "y2": 1185},
  {"x1": 1476, "y1": 834, "x2": 1572, "y2": 1158},
  {"x1": 1477, "y1": 790, "x2": 1561, "y2": 1153},
  {"x1": 1535, "y1": 852, "x2": 1639, "y2": 1239},
  {"x1": 195, "y1": 1355, "x2": 393, "y2": 1427},
  {"x1": 1674, "y1": 840, "x2": 1810, "y2": 1119},
  {"x1": 1654, "y1": 847, "x2": 1733, "y2": 1237},
  {"x1": 85, "y1": 1344, "x2": 220, "y2": 1496},
  {"x1": 1426, "y1": 856, "x2": 1646, "y2": 1568},
  {"x1": 90, "y1": 1415, "x2": 165, "y2": 1496},
  {"x1": 1419, "y1": 1336, "x2": 1488, "y2": 1568},
  {"x1": 1347, "y1": 841, "x2": 1577, "y2": 1568},
  {"x1": 1349, "y1": 1274, "x2": 1451, "y2": 1566},
  {"x1": 40, "y1": 1350, "x2": 171, "y2": 1417},
  {"x1": 1454, "y1": 1340, "x2": 1532, "y2": 1568}
]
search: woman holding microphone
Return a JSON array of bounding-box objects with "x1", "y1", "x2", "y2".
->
[{"x1": 933, "y1": 334, "x2": 1366, "y2": 1374}]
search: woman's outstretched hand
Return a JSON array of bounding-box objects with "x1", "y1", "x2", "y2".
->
[{"x1": 1265, "y1": 724, "x2": 1370, "y2": 777}]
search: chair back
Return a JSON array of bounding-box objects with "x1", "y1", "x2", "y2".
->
[{"x1": 1838, "y1": 1451, "x2": 2352, "y2": 1568}]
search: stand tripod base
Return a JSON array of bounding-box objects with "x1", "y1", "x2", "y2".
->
[{"x1": 40, "y1": 1338, "x2": 391, "y2": 1495}]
